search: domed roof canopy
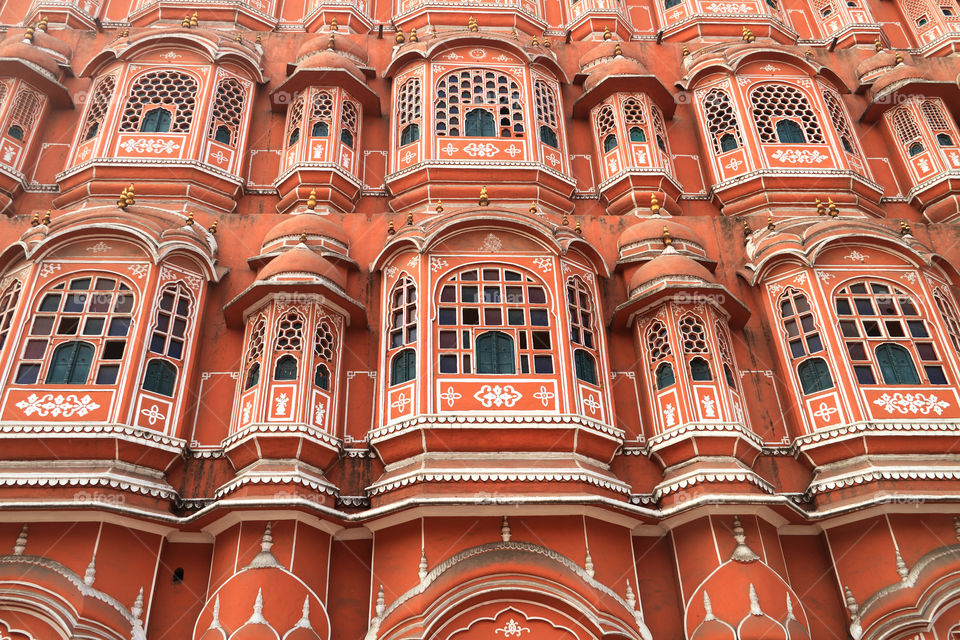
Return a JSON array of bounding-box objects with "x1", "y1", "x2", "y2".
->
[
  {"x1": 573, "y1": 43, "x2": 674, "y2": 118},
  {"x1": 617, "y1": 218, "x2": 708, "y2": 260},
  {"x1": 261, "y1": 213, "x2": 350, "y2": 252},
  {"x1": 0, "y1": 30, "x2": 73, "y2": 106},
  {"x1": 295, "y1": 33, "x2": 368, "y2": 66},
  {"x1": 628, "y1": 253, "x2": 716, "y2": 293},
  {"x1": 257, "y1": 244, "x2": 347, "y2": 288},
  {"x1": 856, "y1": 49, "x2": 899, "y2": 83}
]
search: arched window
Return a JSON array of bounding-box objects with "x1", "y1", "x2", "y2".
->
[
  {"x1": 340, "y1": 100, "x2": 358, "y2": 148},
  {"x1": 314, "y1": 319, "x2": 336, "y2": 391},
  {"x1": 779, "y1": 287, "x2": 833, "y2": 394},
  {"x1": 140, "y1": 108, "x2": 172, "y2": 133},
  {"x1": 689, "y1": 356, "x2": 712, "y2": 380},
  {"x1": 7, "y1": 89, "x2": 41, "y2": 144},
  {"x1": 387, "y1": 277, "x2": 417, "y2": 385},
  {"x1": 665, "y1": 0, "x2": 681, "y2": 7},
  {"x1": 435, "y1": 69, "x2": 524, "y2": 138},
  {"x1": 823, "y1": 89, "x2": 859, "y2": 156},
  {"x1": 476, "y1": 331, "x2": 516, "y2": 374},
  {"x1": 574, "y1": 349, "x2": 598, "y2": 385},
  {"x1": 651, "y1": 105, "x2": 671, "y2": 163},
  {"x1": 797, "y1": 357, "x2": 832, "y2": 394},
  {"x1": 567, "y1": 277, "x2": 600, "y2": 384},
  {"x1": 534, "y1": 79, "x2": 560, "y2": 149},
  {"x1": 149, "y1": 283, "x2": 191, "y2": 360},
  {"x1": 922, "y1": 100, "x2": 956, "y2": 146},
  {"x1": 243, "y1": 316, "x2": 265, "y2": 391},
  {"x1": 596, "y1": 104, "x2": 617, "y2": 152},
  {"x1": 274, "y1": 354, "x2": 298, "y2": 380},
  {"x1": 622, "y1": 99, "x2": 645, "y2": 135},
  {"x1": 835, "y1": 280, "x2": 946, "y2": 385},
  {"x1": 703, "y1": 88, "x2": 742, "y2": 153},
  {"x1": 16, "y1": 275, "x2": 134, "y2": 385},
  {"x1": 647, "y1": 319, "x2": 675, "y2": 390},
  {"x1": 934, "y1": 290, "x2": 960, "y2": 353},
  {"x1": 142, "y1": 359, "x2": 177, "y2": 396},
  {"x1": 397, "y1": 77, "x2": 421, "y2": 146},
  {"x1": 630, "y1": 127, "x2": 646, "y2": 142},
  {"x1": 286, "y1": 93, "x2": 305, "y2": 148},
  {"x1": 120, "y1": 71, "x2": 198, "y2": 133},
  {"x1": 892, "y1": 108, "x2": 924, "y2": 157},
  {"x1": 437, "y1": 266, "x2": 553, "y2": 375},
  {"x1": 655, "y1": 362, "x2": 675, "y2": 389},
  {"x1": 391, "y1": 348, "x2": 416, "y2": 384},
  {"x1": 716, "y1": 323, "x2": 738, "y2": 390},
  {"x1": 208, "y1": 77, "x2": 246, "y2": 147},
  {"x1": 46, "y1": 341, "x2": 95, "y2": 384},
  {"x1": 81, "y1": 75, "x2": 115, "y2": 142},
  {"x1": 751, "y1": 84, "x2": 824, "y2": 144},
  {"x1": 310, "y1": 90, "x2": 333, "y2": 138},
  {"x1": 0, "y1": 280, "x2": 21, "y2": 351}
]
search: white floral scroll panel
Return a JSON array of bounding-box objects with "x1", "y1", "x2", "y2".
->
[
  {"x1": 873, "y1": 392, "x2": 950, "y2": 415},
  {"x1": 16, "y1": 393, "x2": 101, "y2": 418},
  {"x1": 474, "y1": 384, "x2": 522, "y2": 408}
]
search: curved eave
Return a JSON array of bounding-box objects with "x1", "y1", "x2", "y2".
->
[
  {"x1": 616, "y1": 252, "x2": 717, "y2": 273},
  {"x1": 611, "y1": 280, "x2": 750, "y2": 328},
  {"x1": 0, "y1": 57, "x2": 73, "y2": 108},
  {"x1": 384, "y1": 34, "x2": 567, "y2": 82},
  {"x1": 223, "y1": 278, "x2": 366, "y2": 328},
  {"x1": 572, "y1": 73, "x2": 675, "y2": 118},
  {"x1": 557, "y1": 233, "x2": 610, "y2": 278},
  {"x1": 270, "y1": 67, "x2": 381, "y2": 115},
  {"x1": 246, "y1": 248, "x2": 358, "y2": 271},
  {"x1": 679, "y1": 47, "x2": 849, "y2": 93},
  {"x1": 860, "y1": 79, "x2": 960, "y2": 123}
]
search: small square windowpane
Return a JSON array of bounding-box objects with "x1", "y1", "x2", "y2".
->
[
  {"x1": 854, "y1": 365, "x2": 876, "y2": 384},
  {"x1": 534, "y1": 355, "x2": 554, "y2": 374},
  {"x1": 439, "y1": 355, "x2": 458, "y2": 373},
  {"x1": 482, "y1": 269, "x2": 499, "y2": 281},
  {"x1": 528, "y1": 287, "x2": 546, "y2": 304},
  {"x1": 926, "y1": 365, "x2": 948, "y2": 384},
  {"x1": 439, "y1": 331, "x2": 457, "y2": 348},
  {"x1": 407, "y1": 326, "x2": 417, "y2": 342},
  {"x1": 172, "y1": 318, "x2": 187, "y2": 338},
  {"x1": 917, "y1": 342, "x2": 938, "y2": 361},
  {"x1": 835, "y1": 299, "x2": 852, "y2": 315},
  {"x1": 863, "y1": 321, "x2": 882, "y2": 337},
  {"x1": 96, "y1": 364, "x2": 120, "y2": 385},
  {"x1": 799, "y1": 314, "x2": 814, "y2": 332},
  {"x1": 39, "y1": 294, "x2": 61, "y2": 312},
  {"x1": 484, "y1": 308, "x2": 503, "y2": 325},
  {"x1": 850, "y1": 283, "x2": 868, "y2": 293},
  {"x1": 160, "y1": 292, "x2": 174, "y2": 311},
  {"x1": 789, "y1": 339, "x2": 805, "y2": 358},
  {"x1": 900, "y1": 298, "x2": 919, "y2": 316},
  {"x1": 854, "y1": 298, "x2": 875, "y2": 315},
  {"x1": 504, "y1": 271, "x2": 522, "y2": 281},
  {"x1": 150, "y1": 333, "x2": 166, "y2": 353},
  {"x1": 31, "y1": 316, "x2": 54, "y2": 335},
  {"x1": 908, "y1": 321, "x2": 928, "y2": 337},
  {"x1": 64, "y1": 294, "x2": 86, "y2": 313},
  {"x1": 57, "y1": 317, "x2": 80, "y2": 335},
  {"x1": 24, "y1": 339, "x2": 47, "y2": 359},
  {"x1": 507, "y1": 309, "x2": 524, "y2": 325},
  {"x1": 460, "y1": 286, "x2": 478, "y2": 303},
  {"x1": 102, "y1": 340, "x2": 126, "y2": 360},
  {"x1": 69, "y1": 278, "x2": 91, "y2": 290},
  {"x1": 839, "y1": 321, "x2": 859, "y2": 337},
  {"x1": 806, "y1": 334, "x2": 823, "y2": 353},
  {"x1": 505, "y1": 286, "x2": 523, "y2": 303},
  {"x1": 88, "y1": 293, "x2": 112, "y2": 313},
  {"x1": 871, "y1": 283, "x2": 890, "y2": 294},
  {"x1": 530, "y1": 310, "x2": 548, "y2": 326},
  {"x1": 462, "y1": 308, "x2": 480, "y2": 325},
  {"x1": 846, "y1": 342, "x2": 868, "y2": 360},
  {"x1": 156, "y1": 313, "x2": 171, "y2": 332},
  {"x1": 520, "y1": 355, "x2": 529, "y2": 373},
  {"x1": 114, "y1": 295, "x2": 134, "y2": 313},
  {"x1": 784, "y1": 319, "x2": 799, "y2": 337},
  {"x1": 109, "y1": 318, "x2": 130, "y2": 336},
  {"x1": 390, "y1": 331, "x2": 403, "y2": 348},
  {"x1": 885, "y1": 320, "x2": 905, "y2": 337},
  {"x1": 439, "y1": 308, "x2": 457, "y2": 325},
  {"x1": 16, "y1": 363, "x2": 40, "y2": 384},
  {"x1": 484, "y1": 287, "x2": 501, "y2": 303},
  {"x1": 441, "y1": 286, "x2": 456, "y2": 302},
  {"x1": 532, "y1": 331, "x2": 551, "y2": 349},
  {"x1": 176, "y1": 298, "x2": 190, "y2": 315},
  {"x1": 460, "y1": 270, "x2": 478, "y2": 281},
  {"x1": 795, "y1": 296, "x2": 811, "y2": 313}
]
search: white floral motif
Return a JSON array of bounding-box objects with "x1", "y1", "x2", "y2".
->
[
  {"x1": 430, "y1": 257, "x2": 448, "y2": 273},
  {"x1": 241, "y1": 401, "x2": 252, "y2": 424},
  {"x1": 86, "y1": 242, "x2": 111, "y2": 253},
  {"x1": 901, "y1": 272, "x2": 918, "y2": 284},
  {"x1": 407, "y1": 255, "x2": 420, "y2": 266},
  {"x1": 766, "y1": 283, "x2": 784, "y2": 295},
  {"x1": 533, "y1": 385, "x2": 555, "y2": 407},
  {"x1": 140, "y1": 404, "x2": 166, "y2": 425},
  {"x1": 761, "y1": 64, "x2": 780, "y2": 72},
  {"x1": 771, "y1": 149, "x2": 829, "y2": 164},
  {"x1": 474, "y1": 384, "x2": 522, "y2": 408},
  {"x1": 128, "y1": 264, "x2": 149, "y2": 279},
  {"x1": 725, "y1": 157, "x2": 743, "y2": 171},
  {"x1": 275, "y1": 393, "x2": 290, "y2": 415},
  {"x1": 793, "y1": 273, "x2": 808, "y2": 284},
  {"x1": 662, "y1": 402, "x2": 676, "y2": 426},
  {"x1": 469, "y1": 48, "x2": 485, "y2": 58},
  {"x1": 816, "y1": 270, "x2": 835, "y2": 281},
  {"x1": 495, "y1": 619, "x2": 531, "y2": 637},
  {"x1": 384, "y1": 266, "x2": 398, "y2": 279},
  {"x1": 504, "y1": 144, "x2": 521, "y2": 157},
  {"x1": 844, "y1": 250, "x2": 867, "y2": 263},
  {"x1": 701, "y1": 396, "x2": 716, "y2": 417},
  {"x1": 582, "y1": 395, "x2": 601, "y2": 414},
  {"x1": 391, "y1": 392, "x2": 412, "y2": 413},
  {"x1": 438, "y1": 386, "x2": 462, "y2": 408},
  {"x1": 314, "y1": 402, "x2": 326, "y2": 424},
  {"x1": 39, "y1": 263, "x2": 61, "y2": 278},
  {"x1": 704, "y1": 2, "x2": 750, "y2": 11},
  {"x1": 16, "y1": 393, "x2": 101, "y2": 418},
  {"x1": 210, "y1": 150, "x2": 228, "y2": 164},
  {"x1": 160, "y1": 51, "x2": 181, "y2": 60},
  {"x1": 119, "y1": 138, "x2": 182, "y2": 154},
  {"x1": 532, "y1": 257, "x2": 552, "y2": 272},
  {"x1": 441, "y1": 143, "x2": 458, "y2": 156},
  {"x1": 462, "y1": 142, "x2": 499, "y2": 158},
  {"x1": 480, "y1": 234, "x2": 502, "y2": 252},
  {"x1": 813, "y1": 402, "x2": 838, "y2": 421},
  {"x1": 873, "y1": 393, "x2": 950, "y2": 415}
]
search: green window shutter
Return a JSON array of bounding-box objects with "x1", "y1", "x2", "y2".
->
[
  {"x1": 476, "y1": 332, "x2": 515, "y2": 374},
  {"x1": 798, "y1": 358, "x2": 833, "y2": 394},
  {"x1": 575, "y1": 350, "x2": 597, "y2": 384},
  {"x1": 876, "y1": 343, "x2": 919, "y2": 384}
]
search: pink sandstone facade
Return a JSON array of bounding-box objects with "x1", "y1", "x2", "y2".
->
[{"x1": 1, "y1": 0, "x2": 960, "y2": 637}]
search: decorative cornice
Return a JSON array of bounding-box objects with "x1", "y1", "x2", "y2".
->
[
  {"x1": 368, "y1": 413, "x2": 624, "y2": 442},
  {"x1": 794, "y1": 420, "x2": 960, "y2": 450},
  {"x1": 646, "y1": 422, "x2": 764, "y2": 453},
  {"x1": 653, "y1": 468, "x2": 776, "y2": 500},
  {"x1": 0, "y1": 422, "x2": 185, "y2": 452},
  {"x1": 221, "y1": 422, "x2": 341, "y2": 450},
  {"x1": 367, "y1": 468, "x2": 632, "y2": 496}
]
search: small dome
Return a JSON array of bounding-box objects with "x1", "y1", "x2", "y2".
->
[
  {"x1": 296, "y1": 50, "x2": 365, "y2": 83},
  {"x1": 856, "y1": 50, "x2": 898, "y2": 81},
  {"x1": 870, "y1": 62, "x2": 931, "y2": 99},
  {"x1": 579, "y1": 40, "x2": 635, "y2": 70},
  {"x1": 629, "y1": 254, "x2": 716, "y2": 293},
  {"x1": 617, "y1": 218, "x2": 705, "y2": 253},
  {"x1": 262, "y1": 213, "x2": 349, "y2": 250},
  {"x1": 583, "y1": 57, "x2": 650, "y2": 93},
  {"x1": 296, "y1": 35, "x2": 368, "y2": 66},
  {"x1": 257, "y1": 245, "x2": 347, "y2": 289},
  {"x1": 0, "y1": 41, "x2": 62, "y2": 76},
  {"x1": 0, "y1": 29, "x2": 71, "y2": 60}
]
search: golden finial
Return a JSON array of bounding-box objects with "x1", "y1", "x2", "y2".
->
[
  {"x1": 828, "y1": 197, "x2": 839, "y2": 218},
  {"x1": 742, "y1": 26, "x2": 755, "y2": 42},
  {"x1": 395, "y1": 28, "x2": 405, "y2": 44},
  {"x1": 575, "y1": 221, "x2": 582, "y2": 235},
  {"x1": 815, "y1": 198, "x2": 825, "y2": 215},
  {"x1": 409, "y1": 27, "x2": 418, "y2": 42},
  {"x1": 30, "y1": 212, "x2": 39, "y2": 227},
  {"x1": 766, "y1": 215, "x2": 775, "y2": 231},
  {"x1": 614, "y1": 42, "x2": 622, "y2": 56},
  {"x1": 37, "y1": 16, "x2": 48, "y2": 31},
  {"x1": 186, "y1": 211, "x2": 194, "y2": 225},
  {"x1": 406, "y1": 211, "x2": 414, "y2": 226},
  {"x1": 330, "y1": 16, "x2": 338, "y2": 31},
  {"x1": 190, "y1": 11, "x2": 198, "y2": 27},
  {"x1": 805, "y1": 48, "x2": 814, "y2": 58},
  {"x1": 387, "y1": 219, "x2": 396, "y2": 235},
  {"x1": 121, "y1": 28, "x2": 129, "y2": 37},
  {"x1": 561, "y1": 213, "x2": 568, "y2": 226},
  {"x1": 299, "y1": 232, "x2": 308, "y2": 243},
  {"x1": 682, "y1": 44, "x2": 690, "y2": 57},
  {"x1": 895, "y1": 52, "x2": 903, "y2": 64},
  {"x1": 529, "y1": 201, "x2": 538, "y2": 215},
  {"x1": 512, "y1": 27, "x2": 519, "y2": 38},
  {"x1": 208, "y1": 220, "x2": 218, "y2": 234},
  {"x1": 531, "y1": 34, "x2": 539, "y2": 46},
  {"x1": 742, "y1": 219, "x2": 752, "y2": 242},
  {"x1": 602, "y1": 26, "x2": 611, "y2": 40},
  {"x1": 662, "y1": 225, "x2": 672, "y2": 246},
  {"x1": 182, "y1": 14, "x2": 191, "y2": 27},
  {"x1": 118, "y1": 184, "x2": 135, "y2": 209},
  {"x1": 23, "y1": 26, "x2": 34, "y2": 43},
  {"x1": 327, "y1": 31, "x2": 335, "y2": 49},
  {"x1": 468, "y1": 15, "x2": 479, "y2": 32},
  {"x1": 543, "y1": 35, "x2": 551, "y2": 48},
  {"x1": 875, "y1": 37, "x2": 883, "y2": 51},
  {"x1": 900, "y1": 220, "x2": 912, "y2": 236},
  {"x1": 235, "y1": 33, "x2": 243, "y2": 43},
  {"x1": 307, "y1": 188, "x2": 317, "y2": 210},
  {"x1": 478, "y1": 186, "x2": 489, "y2": 206},
  {"x1": 650, "y1": 193, "x2": 660, "y2": 215},
  {"x1": 256, "y1": 34, "x2": 262, "y2": 44},
  {"x1": 42, "y1": 210, "x2": 51, "y2": 225},
  {"x1": 436, "y1": 200, "x2": 444, "y2": 214}
]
